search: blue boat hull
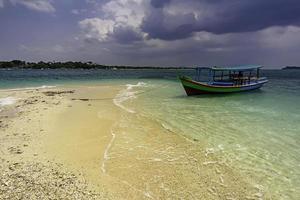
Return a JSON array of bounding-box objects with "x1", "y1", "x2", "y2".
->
[{"x1": 180, "y1": 76, "x2": 268, "y2": 95}]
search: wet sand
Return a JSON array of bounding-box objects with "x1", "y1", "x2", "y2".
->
[{"x1": 0, "y1": 85, "x2": 266, "y2": 199}]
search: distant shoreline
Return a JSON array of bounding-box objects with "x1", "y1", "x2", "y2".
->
[
  {"x1": 0, "y1": 60, "x2": 194, "y2": 70},
  {"x1": 282, "y1": 66, "x2": 300, "y2": 70},
  {"x1": 0, "y1": 60, "x2": 292, "y2": 70}
]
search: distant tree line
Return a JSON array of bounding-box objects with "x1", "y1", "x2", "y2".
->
[
  {"x1": 282, "y1": 66, "x2": 300, "y2": 70},
  {"x1": 0, "y1": 60, "x2": 194, "y2": 70}
]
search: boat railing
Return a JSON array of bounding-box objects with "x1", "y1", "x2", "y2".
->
[{"x1": 194, "y1": 66, "x2": 265, "y2": 86}]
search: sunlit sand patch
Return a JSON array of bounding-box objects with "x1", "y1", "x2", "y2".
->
[{"x1": 31, "y1": 84, "x2": 268, "y2": 199}]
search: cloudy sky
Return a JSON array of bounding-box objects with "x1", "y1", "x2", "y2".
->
[{"x1": 0, "y1": 0, "x2": 300, "y2": 67}]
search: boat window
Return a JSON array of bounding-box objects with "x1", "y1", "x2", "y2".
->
[
  {"x1": 194, "y1": 68, "x2": 210, "y2": 82},
  {"x1": 195, "y1": 67, "x2": 262, "y2": 85},
  {"x1": 212, "y1": 71, "x2": 231, "y2": 82}
]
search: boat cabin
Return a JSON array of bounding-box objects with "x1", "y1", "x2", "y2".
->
[{"x1": 195, "y1": 65, "x2": 263, "y2": 86}]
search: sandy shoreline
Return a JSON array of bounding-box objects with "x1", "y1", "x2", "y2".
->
[
  {"x1": 0, "y1": 87, "x2": 111, "y2": 199},
  {"x1": 0, "y1": 85, "x2": 267, "y2": 199}
]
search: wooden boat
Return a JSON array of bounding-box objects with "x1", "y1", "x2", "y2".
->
[{"x1": 180, "y1": 65, "x2": 268, "y2": 96}]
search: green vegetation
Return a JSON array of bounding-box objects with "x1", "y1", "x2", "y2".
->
[
  {"x1": 0, "y1": 60, "x2": 193, "y2": 70},
  {"x1": 282, "y1": 66, "x2": 300, "y2": 70}
]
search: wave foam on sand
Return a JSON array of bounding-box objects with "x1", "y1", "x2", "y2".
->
[
  {"x1": 101, "y1": 130, "x2": 116, "y2": 174},
  {"x1": 113, "y1": 82, "x2": 147, "y2": 113},
  {"x1": 0, "y1": 97, "x2": 17, "y2": 106},
  {"x1": 0, "y1": 85, "x2": 56, "y2": 92}
]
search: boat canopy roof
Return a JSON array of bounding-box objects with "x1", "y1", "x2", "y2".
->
[{"x1": 197, "y1": 65, "x2": 263, "y2": 72}]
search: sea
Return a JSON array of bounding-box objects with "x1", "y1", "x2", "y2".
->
[{"x1": 0, "y1": 68, "x2": 299, "y2": 199}]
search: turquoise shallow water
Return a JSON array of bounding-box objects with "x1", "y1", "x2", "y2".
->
[
  {"x1": 1, "y1": 69, "x2": 299, "y2": 198},
  {"x1": 130, "y1": 78, "x2": 300, "y2": 199}
]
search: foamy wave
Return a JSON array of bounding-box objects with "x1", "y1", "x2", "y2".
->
[
  {"x1": 113, "y1": 90, "x2": 137, "y2": 113},
  {"x1": 113, "y1": 82, "x2": 147, "y2": 113},
  {"x1": 101, "y1": 129, "x2": 116, "y2": 174},
  {"x1": 161, "y1": 123, "x2": 174, "y2": 132},
  {"x1": 0, "y1": 85, "x2": 56, "y2": 92},
  {"x1": 0, "y1": 97, "x2": 17, "y2": 106},
  {"x1": 125, "y1": 82, "x2": 147, "y2": 90}
]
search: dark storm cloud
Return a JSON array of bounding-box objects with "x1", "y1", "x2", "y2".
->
[
  {"x1": 142, "y1": 0, "x2": 300, "y2": 40},
  {"x1": 111, "y1": 26, "x2": 143, "y2": 44},
  {"x1": 150, "y1": 0, "x2": 171, "y2": 8},
  {"x1": 2, "y1": 0, "x2": 300, "y2": 67},
  {"x1": 142, "y1": 9, "x2": 196, "y2": 40},
  {"x1": 205, "y1": 0, "x2": 300, "y2": 34}
]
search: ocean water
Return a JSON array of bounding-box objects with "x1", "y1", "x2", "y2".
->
[
  {"x1": 0, "y1": 68, "x2": 299, "y2": 198},
  {"x1": 131, "y1": 80, "x2": 300, "y2": 199}
]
